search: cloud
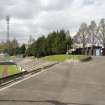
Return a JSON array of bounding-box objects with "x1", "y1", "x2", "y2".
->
[
  {"x1": 83, "y1": 0, "x2": 95, "y2": 6},
  {"x1": 0, "y1": 0, "x2": 105, "y2": 43},
  {"x1": 40, "y1": 0, "x2": 73, "y2": 11}
]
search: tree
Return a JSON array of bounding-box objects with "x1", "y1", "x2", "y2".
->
[
  {"x1": 76, "y1": 22, "x2": 88, "y2": 54},
  {"x1": 51, "y1": 30, "x2": 67, "y2": 54},
  {"x1": 46, "y1": 31, "x2": 57, "y2": 55},
  {"x1": 46, "y1": 30, "x2": 72, "y2": 55},
  {"x1": 28, "y1": 35, "x2": 35, "y2": 47},
  {"x1": 98, "y1": 18, "x2": 105, "y2": 48},
  {"x1": 35, "y1": 36, "x2": 47, "y2": 57},
  {"x1": 66, "y1": 31, "x2": 73, "y2": 51},
  {"x1": 88, "y1": 21, "x2": 98, "y2": 55},
  {"x1": 9, "y1": 38, "x2": 19, "y2": 56},
  {"x1": 25, "y1": 30, "x2": 73, "y2": 57},
  {"x1": 25, "y1": 35, "x2": 35, "y2": 56},
  {"x1": 0, "y1": 41, "x2": 6, "y2": 53},
  {"x1": 19, "y1": 44, "x2": 26, "y2": 54},
  {"x1": 88, "y1": 21, "x2": 97, "y2": 45}
]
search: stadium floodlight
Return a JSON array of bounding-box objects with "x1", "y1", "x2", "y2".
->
[
  {"x1": 6, "y1": 16, "x2": 10, "y2": 42},
  {"x1": 6, "y1": 16, "x2": 10, "y2": 55}
]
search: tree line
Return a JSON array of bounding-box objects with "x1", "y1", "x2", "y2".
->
[
  {"x1": 74, "y1": 18, "x2": 105, "y2": 54},
  {"x1": 26, "y1": 30, "x2": 72, "y2": 57},
  {"x1": 1, "y1": 18, "x2": 105, "y2": 57},
  {"x1": 0, "y1": 38, "x2": 26, "y2": 56}
]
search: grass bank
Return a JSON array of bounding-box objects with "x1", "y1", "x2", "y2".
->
[
  {"x1": 0, "y1": 65, "x2": 21, "y2": 78},
  {"x1": 42, "y1": 54, "x2": 89, "y2": 62}
]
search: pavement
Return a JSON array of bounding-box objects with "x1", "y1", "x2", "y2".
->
[
  {"x1": 0, "y1": 56, "x2": 105, "y2": 105},
  {"x1": 16, "y1": 57, "x2": 57, "y2": 72}
]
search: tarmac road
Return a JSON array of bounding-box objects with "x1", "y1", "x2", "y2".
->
[{"x1": 0, "y1": 56, "x2": 105, "y2": 105}]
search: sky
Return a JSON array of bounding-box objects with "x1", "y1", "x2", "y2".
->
[{"x1": 0, "y1": 0, "x2": 105, "y2": 44}]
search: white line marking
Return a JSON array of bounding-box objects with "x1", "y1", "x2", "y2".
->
[{"x1": 0, "y1": 68, "x2": 50, "y2": 92}]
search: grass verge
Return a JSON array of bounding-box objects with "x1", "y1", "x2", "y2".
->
[
  {"x1": 42, "y1": 54, "x2": 89, "y2": 62},
  {"x1": 0, "y1": 65, "x2": 20, "y2": 78}
]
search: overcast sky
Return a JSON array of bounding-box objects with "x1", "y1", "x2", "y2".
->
[{"x1": 0, "y1": 0, "x2": 105, "y2": 43}]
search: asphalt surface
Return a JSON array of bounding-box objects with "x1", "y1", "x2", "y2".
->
[{"x1": 0, "y1": 57, "x2": 105, "y2": 105}]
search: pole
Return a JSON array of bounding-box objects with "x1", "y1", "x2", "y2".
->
[{"x1": 6, "y1": 16, "x2": 10, "y2": 55}]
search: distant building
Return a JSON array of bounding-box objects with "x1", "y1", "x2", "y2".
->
[{"x1": 73, "y1": 43, "x2": 103, "y2": 56}]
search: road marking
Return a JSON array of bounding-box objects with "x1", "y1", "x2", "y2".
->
[{"x1": 0, "y1": 68, "x2": 50, "y2": 92}]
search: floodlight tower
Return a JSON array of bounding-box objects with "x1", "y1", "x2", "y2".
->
[
  {"x1": 6, "y1": 16, "x2": 10, "y2": 54},
  {"x1": 6, "y1": 16, "x2": 10, "y2": 43}
]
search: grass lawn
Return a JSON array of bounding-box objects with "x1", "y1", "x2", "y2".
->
[
  {"x1": 5, "y1": 56, "x2": 16, "y2": 61},
  {"x1": 0, "y1": 56, "x2": 17, "y2": 61},
  {"x1": 42, "y1": 54, "x2": 88, "y2": 62},
  {"x1": 0, "y1": 65, "x2": 20, "y2": 78}
]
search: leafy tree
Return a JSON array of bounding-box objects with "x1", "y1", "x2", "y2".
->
[
  {"x1": 35, "y1": 36, "x2": 47, "y2": 57},
  {"x1": 19, "y1": 44, "x2": 26, "y2": 54},
  {"x1": 10, "y1": 38, "x2": 19, "y2": 55},
  {"x1": 4, "y1": 38, "x2": 19, "y2": 56},
  {"x1": 47, "y1": 31, "x2": 57, "y2": 55},
  {"x1": 0, "y1": 41, "x2": 6, "y2": 53},
  {"x1": 26, "y1": 30, "x2": 73, "y2": 57}
]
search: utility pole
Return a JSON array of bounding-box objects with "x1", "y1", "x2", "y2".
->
[{"x1": 6, "y1": 16, "x2": 10, "y2": 55}]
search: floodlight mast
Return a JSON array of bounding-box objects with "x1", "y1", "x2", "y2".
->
[{"x1": 6, "y1": 16, "x2": 10, "y2": 54}]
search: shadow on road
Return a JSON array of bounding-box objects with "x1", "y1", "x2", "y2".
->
[{"x1": 0, "y1": 99, "x2": 92, "y2": 105}]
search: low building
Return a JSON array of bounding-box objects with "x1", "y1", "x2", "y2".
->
[{"x1": 72, "y1": 43, "x2": 103, "y2": 56}]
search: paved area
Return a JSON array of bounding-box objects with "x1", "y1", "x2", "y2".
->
[
  {"x1": 0, "y1": 57, "x2": 105, "y2": 105},
  {"x1": 17, "y1": 57, "x2": 57, "y2": 72}
]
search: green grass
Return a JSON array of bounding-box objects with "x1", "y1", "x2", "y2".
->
[
  {"x1": 0, "y1": 65, "x2": 20, "y2": 78},
  {"x1": 0, "y1": 56, "x2": 16, "y2": 62},
  {"x1": 42, "y1": 54, "x2": 87, "y2": 62},
  {"x1": 8, "y1": 65, "x2": 20, "y2": 75},
  {"x1": 5, "y1": 56, "x2": 16, "y2": 61}
]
